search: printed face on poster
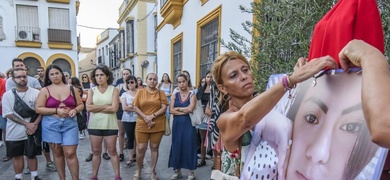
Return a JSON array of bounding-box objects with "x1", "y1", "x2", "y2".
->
[{"x1": 267, "y1": 70, "x2": 386, "y2": 180}]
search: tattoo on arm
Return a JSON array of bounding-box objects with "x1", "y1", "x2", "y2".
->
[{"x1": 6, "y1": 114, "x2": 27, "y2": 126}]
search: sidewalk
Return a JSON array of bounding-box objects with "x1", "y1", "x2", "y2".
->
[{"x1": 0, "y1": 131, "x2": 213, "y2": 180}]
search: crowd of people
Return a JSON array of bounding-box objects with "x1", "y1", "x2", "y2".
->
[{"x1": 0, "y1": 40, "x2": 389, "y2": 180}]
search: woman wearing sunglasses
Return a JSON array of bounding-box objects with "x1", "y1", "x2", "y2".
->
[{"x1": 120, "y1": 75, "x2": 138, "y2": 167}]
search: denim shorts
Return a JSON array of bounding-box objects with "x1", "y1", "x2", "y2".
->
[
  {"x1": 42, "y1": 115, "x2": 79, "y2": 146},
  {"x1": 0, "y1": 115, "x2": 6, "y2": 129}
]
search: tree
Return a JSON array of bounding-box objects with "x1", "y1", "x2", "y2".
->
[{"x1": 223, "y1": 0, "x2": 389, "y2": 92}]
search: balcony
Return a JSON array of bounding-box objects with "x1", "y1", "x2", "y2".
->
[
  {"x1": 46, "y1": 0, "x2": 70, "y2": 4},
  {"x1": 119, "y1": 1, "x2": 128, "y2": 17},
  {"x1": 160, "y1": 0, "x2": 184, "y2": 28},
  {"x1": 48, "y1": 28, "x2": 72, "y2": 49},
  {"x1": 15, "y1": 26, "x2": 42, "y2": 48}
]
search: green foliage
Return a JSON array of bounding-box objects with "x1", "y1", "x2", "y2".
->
[{"x1": 222, "y1": 0, "x2": 390, "y2": 92}]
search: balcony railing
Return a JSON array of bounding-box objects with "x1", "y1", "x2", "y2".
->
[
  {"x1": 15, "y1": 26, "x2": 40, "y2": 41},
  {"x1": 48, "y1": 28, "x2": 71, "y2": 43}
]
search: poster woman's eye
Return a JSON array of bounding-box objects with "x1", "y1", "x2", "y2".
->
[
  {"x1": 339, "y1": 122, "x2": 362, "y2": 134},
  {"x1": 304, "y1": 114, "x2": 319, "y2": 124}
]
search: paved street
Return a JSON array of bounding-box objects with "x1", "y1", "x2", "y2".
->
[{"x1": 0, "y1": 127, "x2": 213, "y2": 179}]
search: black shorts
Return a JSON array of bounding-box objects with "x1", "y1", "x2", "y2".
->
[
  {"x1": 88, "y1": 129, "x2": 118, "y2": 136},
  {"x1": 116, "y1": 103, "x2": 123, "y2": 119},
  {"x1": 6, "y1": 140, "x2": 42, "y2": 159}
]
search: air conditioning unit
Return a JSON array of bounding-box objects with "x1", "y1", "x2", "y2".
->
[{"x1": 17, "y1": 30, "x2": 33, "y2": 41}]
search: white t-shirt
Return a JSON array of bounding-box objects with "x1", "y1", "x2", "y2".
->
[
  {"x1": 120, "y1": 92, "x2": 137, "y2": 122},
  {"x1": 6, "y1": 76, "x2": 41, "y2": 91},
  {"x1": 2, "y1": 87, "x2": 40, "y2": 141}
]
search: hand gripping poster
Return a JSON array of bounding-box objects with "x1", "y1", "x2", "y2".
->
[{"x1": 241, "y1": 70, "x2": 388, "y2": 180}]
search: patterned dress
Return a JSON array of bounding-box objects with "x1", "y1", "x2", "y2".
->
[{"x1": 221, "y1": 131, "x2": 252, "y2": 177}]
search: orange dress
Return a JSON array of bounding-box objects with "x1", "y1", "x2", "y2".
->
[{"x1": 133, "y1": 89, "x2": 168, "y2": 133}]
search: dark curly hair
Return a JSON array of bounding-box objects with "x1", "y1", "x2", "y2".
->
[
  {"x1": 44, "y1": 64, "x2": 67, "y2": 87},
  {"x1": 90, "y1": 64, "x2": 114, "y2": 85}
]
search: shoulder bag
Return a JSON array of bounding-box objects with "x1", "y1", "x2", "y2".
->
[
  {"x1": 189, "y1": 93, "x2": 204, "y2": 126},
  {"x1": 158, "y1": 90, "x2": 170, "y2": 136},
  {"x1": 70, "y1": 86, "x2": 87, "y2": 131}
]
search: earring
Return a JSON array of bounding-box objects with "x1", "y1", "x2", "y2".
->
[{"x1": 223, "y1": 94, "x2": 230, "y2": 101}]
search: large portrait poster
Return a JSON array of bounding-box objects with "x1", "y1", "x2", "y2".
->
[{"x1": 242, "y1": 69, "x2": 388, "y2": 180}]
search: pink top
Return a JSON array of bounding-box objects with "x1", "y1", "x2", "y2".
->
[{"x1": 45, "y1": 87, "x2": 76, "y2": 109}]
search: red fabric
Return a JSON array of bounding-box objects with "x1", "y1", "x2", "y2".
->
[
  {"x1": 308, "y1": 0, "x2": 384, "y2": 66},
  {"x1": 0, "y1": 78, "x2": 6, "y2": 114}
]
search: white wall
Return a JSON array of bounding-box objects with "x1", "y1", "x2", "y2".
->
[
  {"x1": 0, "y1": 0, "x2": 78, "y2": 74},
  {"x1": 157, "y1": 0, "x2": 252, "y2": 83}
]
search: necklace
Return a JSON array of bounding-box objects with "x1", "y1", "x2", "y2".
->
[{"x1": 17, "y1": 91, "x2": 27, "y2": 100}]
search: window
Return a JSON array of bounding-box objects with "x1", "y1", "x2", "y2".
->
[
  {"x1": 154, "y1": 14, "x2": 158, "y2": 52},
  {"x1": 102, "y1": 47, "x2": 105, "y2": 63},
  {"x1": 171, "y1": 33, "x2": 183, "y2": 87},
  {"x1": 197, "y1": 6, "x2": 221, "y2": 81},
  {"x1": 199, "y1": 17, "x2": 218, "y2": 79},
  {"x1": 126, "y1": 20, "x2": 134, "y2": 54},
  {"x1": 16, "y1": 5, "x2": 39, "y2": 41},
  {"x1": 48, "y1": 8, "x2": 70, "y2": 43}
]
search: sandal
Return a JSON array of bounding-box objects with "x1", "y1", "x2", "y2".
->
[
  {"x1": 151, "y1": 172, "x2": 158, "y2": 180},
  {"x1": 133, "y1": 170, "x2": 140, "y2": 180},
  {"x1": 119, "y1": 154, "x2": 124, "y2": 162},
  {"x1": 197, "y1": 160, "x2": 206, "y2": 167}
]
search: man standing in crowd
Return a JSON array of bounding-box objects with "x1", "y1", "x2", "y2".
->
[
  {"x1": 36, "y1": 66, "x2": 45, "y2": 87},
  {"x1": 2, "y1": 68, "x2": 42, "y2": 180},
  {"x1": 6, "y1": 58, "x2": 41, "y2": 91}
]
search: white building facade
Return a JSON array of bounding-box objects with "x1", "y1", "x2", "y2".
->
[
  {"x1": 156, "y1": 0, "x2": 252, "y2": 86},
  {"x1": 117, "y1": 0, "x2": 158, "y2": 80},
  {"x1": 0, "y1": 0, "x2": 80, "y2": 76}
]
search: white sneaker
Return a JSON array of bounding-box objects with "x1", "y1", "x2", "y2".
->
[{"x1": 79, "y1": 134, "x2": 84, "y2": 140}]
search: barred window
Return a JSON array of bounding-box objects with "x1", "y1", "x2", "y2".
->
[
  {"x1": 126, "y1": 20, "x2": 134, "y2": 54},
  {"x1": 200, "y1": 17, "x2": 218, "y2": 79},
  {"x1": 173, "y1": 39, "x2": 182, "y2": 87}
]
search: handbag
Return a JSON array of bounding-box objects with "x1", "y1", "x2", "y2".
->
[
  {"x1": 70, "y1": 86, "x2": 87, "y2": 131},
  {"x1": 158, "y1": 90, "x2": 171, "y2": 136},
  {"x1": 189, "y1": 94, "x2": 204, "y2": 126}
]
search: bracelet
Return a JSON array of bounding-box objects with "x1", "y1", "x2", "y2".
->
[
  {"x1": 282, "y1": 75, "x2": 295, "y2": 99},
  {"x1": 153, "y1": 113, "x2": 157, "y2": 118},
  {"x1": 74, "y1": 109, "x2": 78, "y2": 113},
  {"x1": 55, "y1": 108, "x2": 58, "y2": 114}
]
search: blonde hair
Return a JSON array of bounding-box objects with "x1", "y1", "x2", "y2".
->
[{"x1": 211, "y1": 51, "x2": 250, "y2": 104}]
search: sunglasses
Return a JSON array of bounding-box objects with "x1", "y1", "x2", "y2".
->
[{"x1": 126, "y1": 81, "x2": 135, "y2": 84}]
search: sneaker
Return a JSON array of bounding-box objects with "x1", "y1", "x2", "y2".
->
[
  {"x1": 102, "y1": 153, "x2": 110, "y2": 160},
  {"x1": 85, "y1": 153, "x2": 93, "y2": 162},
  {"x1": 119, "y1": 154, "x2": 124, "y2": 162},
  {"x1": 79, "y1": 134, "x2": 84, "y2": 140},
  {"x1": 2, "y1": 156, "x2": 11, "y2": 162},
  {"x1": 24, "y1": 168, "x2": 30, "y2": 174},
  {"x1": 32, "y1": 176, "x2": 42, "y2": 180},
  {"x1": 171, "y1": 170, "x2": 182, "y2": 179},
  {"x1": 206, "y1": 154, "x2": 212, "y2": 159},
  {"x1": 0, "y1": 141, "x2": 4, "y2": 147},
  {"x1": 188, "y1": 171, "x2": 195, "y2": 180},
  {"x1": 46, "y1": 162, "x2": 57, "y2": 171}
]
